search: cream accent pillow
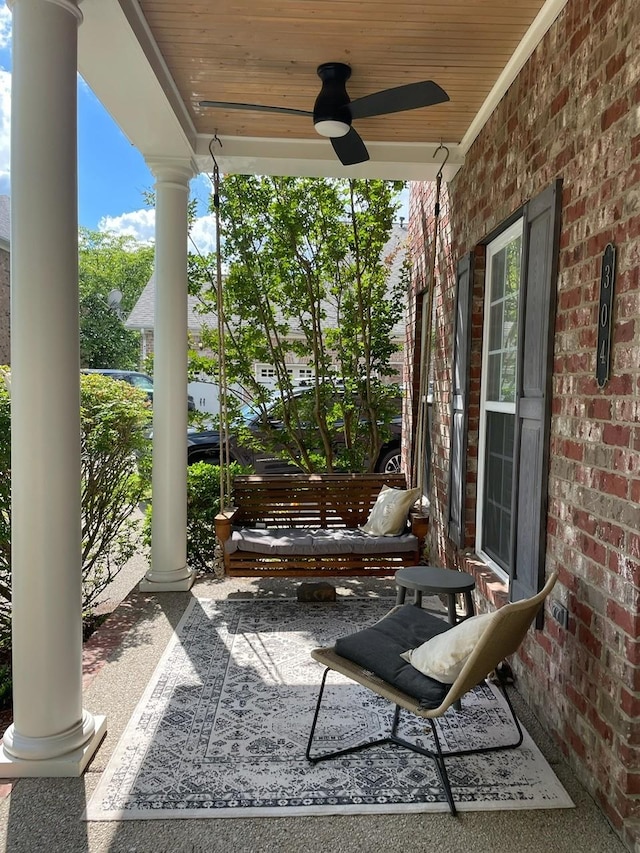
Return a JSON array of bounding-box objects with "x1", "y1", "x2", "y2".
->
[
  {"x1": 400, "y1": 611, "x2": 495, "y2": 683},
  {"x1": 360, "y1": 485, "x2": 421, "y2": 537}
]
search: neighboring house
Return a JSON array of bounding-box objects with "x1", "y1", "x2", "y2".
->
[
  {"x1": 126, "y1": 222, "x2": 409, "y2": 403},
  {"x1": 407, "y1": 3, "x2": 639, "y2": 847},
  {"x1": 0, "y1": 195, "x2": 10, "y2": 365}
]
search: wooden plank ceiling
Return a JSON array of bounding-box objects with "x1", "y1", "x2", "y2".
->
[{"x1": 138, "y1": 0, "x2": 547, "y2": 148}]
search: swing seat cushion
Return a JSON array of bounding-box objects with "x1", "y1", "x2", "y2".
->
[
  {"x1": 225, "y1": 526, "x2": 419, "y2": 556},
  {"x1": 214, "y1": 474, "x2": 428, "y2": 576}
]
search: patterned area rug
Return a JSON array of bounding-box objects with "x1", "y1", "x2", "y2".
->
[{"x1": 86, "y1": 597, "x2": 573, "y2": 820}]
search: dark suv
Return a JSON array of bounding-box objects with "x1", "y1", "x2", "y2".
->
[
  {"x1": 186, "y1": 391, "x2": 402, "y2": 474},
  {"x1": 81, "y1": 369, "x2": 196, "y2": 411}
]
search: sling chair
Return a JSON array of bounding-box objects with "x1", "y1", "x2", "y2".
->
[{"x1": 306, "y1": 572, "x2": 558, "y2": 815}]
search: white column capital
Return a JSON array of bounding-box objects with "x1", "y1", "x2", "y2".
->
[
  {"x1": 146, "y1": 157, "x2": 197, "y2": 189},
  {"x1": 7, "y1": 0, "x2": 83, "y2": 24}
]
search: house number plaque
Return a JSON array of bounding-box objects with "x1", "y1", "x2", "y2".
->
[{"x1": 596, "y1": 243, "x2": 616, "y2": 388}]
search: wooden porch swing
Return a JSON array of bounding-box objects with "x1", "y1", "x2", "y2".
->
[{"x1": 210, "y1": 147, "x2": 445, "y2": 577}]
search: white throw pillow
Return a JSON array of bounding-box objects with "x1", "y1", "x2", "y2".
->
[
  {"x1": 360, "y1": 485, "x2": 421, "y2": 537},
  {"x1": 400, "y1": 611, "x2": 495, "y2": 683}
]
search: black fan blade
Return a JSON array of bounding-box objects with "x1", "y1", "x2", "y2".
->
[
  {"x1": 199, "y1": 100, "x2": 312, "y2": 118},
  {"x1": 331, "y1": 128, "x2": 369, "y2": 166},
  {"x1": 349, "y1": 81, "x2": 449, "y2": 120}
]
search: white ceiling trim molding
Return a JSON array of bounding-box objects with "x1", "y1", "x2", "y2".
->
[
  {"x1": 194, "y1": 136, "x2": 464, "y2": 182},
  {"x1": 78, "y1": 0, "x2": 565, "y2": 180},
  {"x1": 459, "y1": 0, "x2": 570, "y2": 154},
  {"x1": 78, "y1": 0, "x2": 195, "y2": 159}
]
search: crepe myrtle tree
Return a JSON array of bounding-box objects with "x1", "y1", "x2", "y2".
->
[{"x1": 189, "y1": 176, "x2": 407, "y2": 473}]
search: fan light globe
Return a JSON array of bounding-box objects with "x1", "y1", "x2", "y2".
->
[{"x1": 314, "y1": 119, "x2": 350, "y2": 138}]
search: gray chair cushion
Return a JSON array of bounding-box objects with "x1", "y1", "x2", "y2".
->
[
  {"x1": 335, "y1": 604, "x2": 451, "y2": 708},
  {"x1": 226, "y1": 527, "x2": 418, "y2": 556}
]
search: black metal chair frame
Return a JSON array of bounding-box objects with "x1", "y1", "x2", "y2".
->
[
  {"x1": 305, "y1": 573, "x2": 557, "y2": 815},
  {"x1": 306, "y1": 668, "x2": 523, "y2": 816}
]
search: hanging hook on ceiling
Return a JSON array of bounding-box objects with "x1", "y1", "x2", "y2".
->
[
  {"x1": 433, "y1": 142, "x2": 450, "y2": 181},
  {"x1": 208, "y1": 134, "x2": 223, "y2": 207}
]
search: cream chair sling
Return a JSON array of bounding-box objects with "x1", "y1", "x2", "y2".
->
[{"x1": 306, "y1": 573, "x2": 558, "y2": 815}]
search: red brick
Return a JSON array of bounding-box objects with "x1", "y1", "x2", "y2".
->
[
  {"x1": 581, "y1": 533, "x2": 607, "y2": 566},
  {"x1": 574, "y1": 599, "x2": 594, "y2": 627},
  {"x1": 625, "y1": 639, "x2": 640, "y2": 667},
  {"x1": 574, "y1": 509, "x2": 597, "y2": 535},
  {"x1": 578, "y1": 623, "x2": 603, "y2": 659},
  {"x1": 621, "y1": 772, "x2": 640, "y2": 796},
  {"x1": 587, "y1": 706, "x2": 614, "y2": 744},
  {"x1": 607, "y1": 601, "x2": 640, "y2": 637},
  {"x1": 563, "y1": 439, "x2": 584, "y2": 461},
  {"x1": 603, "y1": 424, "x2": 632, "y2": 446},
  {"x1": 566, "y1": 682, "x2": 588, "y2": 715},
  {"x1": 588, "y1": 398, "x2": 612, "y2": 419},
  {"x1": 565, "y1": 721, "x2": 588, "y2": 761},
  {"x1": 598, "y1": 471, "x2": 629, "y2": 499},
  {"x1": 628, "y1": 532, "x2": 640, "y2": 561}
]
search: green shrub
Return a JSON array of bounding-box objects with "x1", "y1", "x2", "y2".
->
[
  {"x1": 80, "y1": 373, "x2": 152, "y2": 615},
  {"x1": 0, "y1": 371, "x2": 152, "y2": 657},
  {"x1": 0, "y1": 373, "x2": 11, "y2": 650},
  {"x1": 143, "y1": 460, "x2": 250, "y2": 574}
]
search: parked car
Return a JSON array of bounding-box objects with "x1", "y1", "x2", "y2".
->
[
  {"x1": 81, "y1": 369, "x2": 196, "y2": 411},
  {"x1": 186, "y1": 390, "x2": 402, "y2": 474}
]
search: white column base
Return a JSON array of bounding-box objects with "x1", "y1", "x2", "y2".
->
[
  {"x1": 139, "y1": 568, "x2": 195, "y2": 592},
  {"x1": 0, "y1": 715, "x2": 106, "y2": 778}
]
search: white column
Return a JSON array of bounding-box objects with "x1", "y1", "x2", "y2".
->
[
  {"x1": 0, "y1": 0, "x2": 106, "y2": 776},
  {"x1": 140, "y1": 159, "x2": 195, "y2": 592}
]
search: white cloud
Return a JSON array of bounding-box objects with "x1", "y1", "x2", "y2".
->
[
  {"x1": 0, "y1": 69, "x2": 9, "y2": 195},
  {"x1": 98, "y1": 207, "x2": 217, "y2": 255},
  {"x1": 189, "y1": 214, "x2": 216, "y2": 255},
  {"x1": 98, "y1": 207, "x2": 155, "y2": 244},
  {"x1": 0, "y1": 4, "x2": 11, "y2": 52}
]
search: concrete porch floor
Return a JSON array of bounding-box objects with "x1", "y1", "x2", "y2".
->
[{"x1": 0, "y1": 571, "x2": 627, "y2": 853}]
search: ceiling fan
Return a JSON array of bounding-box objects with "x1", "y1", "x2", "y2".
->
[{"x1": 199, "y1": 62, "x2": 449, "y2": 166}]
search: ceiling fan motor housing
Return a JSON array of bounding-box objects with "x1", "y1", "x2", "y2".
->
[{"x1": 313, "y1": 62, "x2": 352, "y2": 137}]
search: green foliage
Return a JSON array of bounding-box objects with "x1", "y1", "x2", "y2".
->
[
  {"x1": 78, "y1": 228, "x2": 154, "y2": 369},
  {"x1": 193, "y1": 176, "x2": 406, "y2": 472},
  {"x1": 80, "y1": 373, "x2": 152, "y2": 616},
  {"x1": 0, "y1": 372, "x2": 152, "y2": 654},
  {"x1": 0, "y1": 374, "x2": 11, "y2": 649},
  {"x1": 142, "y1": 461, "x2": 250, "y2": 574},
  {"x1": 79, "y1": 291, "x2": 140, "y2": 369},
  {"x1": 186, "y1": 461, "x2": 249, "y2": 573},
  {"x1": 0, "y1": 662, "x2": 11, "y2": 710}
]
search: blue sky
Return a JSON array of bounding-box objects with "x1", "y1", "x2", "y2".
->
[
  {"x1": 0, "y1": 1, "x2": 216, "y2": 251},
  {"x1": 0, "y1": 2, "x2": 405, "y2": 253}
]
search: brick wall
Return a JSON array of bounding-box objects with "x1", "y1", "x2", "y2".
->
[
  {"x1": 408, "y1": 0, "x2": 640, "y2": 846},
  {"x1": 0, "y1": 248, "x2": 9, "y2": 365}
]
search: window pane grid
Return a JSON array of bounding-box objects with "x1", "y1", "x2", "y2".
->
[
  {"x1": 482, "y1": 411, "x2": 514, "y2": 570},
  {"x1": 485, "y1": 237, "x2": 521, "y2": 405},
  {"x1": 476, "y1": 219, "x2": 523, "y2": 578}
]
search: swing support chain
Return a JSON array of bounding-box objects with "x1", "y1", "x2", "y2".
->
[
  {"x1": 413, "y1": 143, "x2": 449, "y2": 496},
  {"x1": 208, "y1": 136, "x2": 233, "y2": 511}
]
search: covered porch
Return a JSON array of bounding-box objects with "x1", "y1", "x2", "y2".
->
[
  {"x1": 6, "y1": 0, "x2": 640, "y2": 849},
  {"x1": 6, "y1": 0, "x2": 566, "y2": 778},
  {"x1": 0, "y1": 571, "x2": 626, "y2": 852}
]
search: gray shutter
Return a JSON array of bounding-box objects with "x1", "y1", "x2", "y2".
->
[
  {"x1": 447, "y1": 253, "x2": 473, "y2": 547},
  {"x1": 510, "y1": 180, "x2": 562, "y2": 602}
]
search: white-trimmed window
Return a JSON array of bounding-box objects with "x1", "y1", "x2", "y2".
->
[
  {"x1": 447, "y1": 181, "x2": 561, "y2": 601},
  {"x1": 476, "y1": 219, "x2": 523, "y2": 578}
]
